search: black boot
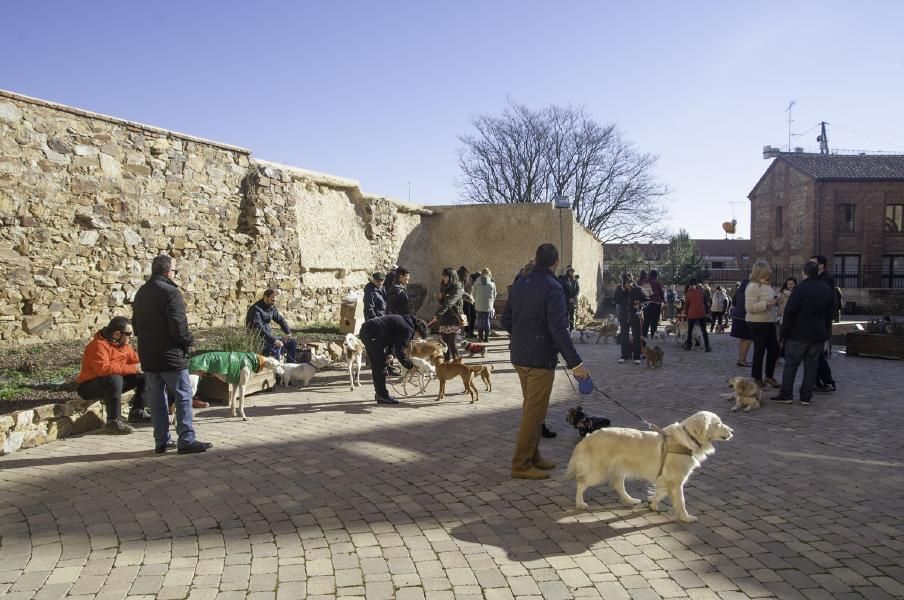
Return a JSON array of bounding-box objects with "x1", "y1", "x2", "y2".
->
[{"x1": 541, "y1": 423, "x2": 557, "y2": 438}]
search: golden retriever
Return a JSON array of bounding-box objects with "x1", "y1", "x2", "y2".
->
[
  {"x1": 565, "y1": 411, "x2": 733, "y2": 522},
  {"x1": 725, "y1": 376, "x2": 765, "y2": 412}
]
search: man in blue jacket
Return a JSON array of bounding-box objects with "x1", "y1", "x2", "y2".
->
[
  {"x1": 246, "y1": 289, "x2": 297, "y2": 363},
  {"x1": 503, "y1": 243, "x2": 591, "y2": 480}
]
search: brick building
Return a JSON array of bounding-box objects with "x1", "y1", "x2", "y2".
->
[{"x1": 748, "y1": 152, "x2": 904, "y2": 288}]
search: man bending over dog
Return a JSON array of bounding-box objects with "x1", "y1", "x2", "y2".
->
[
  {"x1": 75, "y1": 316, "x2": 146, "y2": 434},
  {"x1": 359, "y1": 314, "x2": 428, "y2": 404},
  {"x1": 246, "y1": 289, "x2": 297, "y2": 363},
  {"x1": 502, "y1": 243, "x2": 590, "y2": 480}
]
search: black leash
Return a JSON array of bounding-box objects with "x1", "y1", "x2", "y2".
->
[{"x1": 560, "y1": 365, "x2": 664, "y2": 433}]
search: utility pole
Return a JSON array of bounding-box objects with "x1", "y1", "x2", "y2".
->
[
  {"x1": 786, "y1": 100, "x2": 796, "y2": 151},
  {"x1": 817, "y1": 122, "x2": 829, "y2": 154}
]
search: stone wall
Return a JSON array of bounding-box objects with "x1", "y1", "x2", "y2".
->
[
  {"x1": 0, "y1": 89, "x2": 603, "y2": 347},
  {"x1": 0, "y1": 90, "x2": 428, "y2": 346}
]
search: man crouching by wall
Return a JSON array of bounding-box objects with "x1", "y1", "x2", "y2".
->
[
  {"x1": 75, "y1": 316, "x2": 145, "y2": 434},
  {"x1": 502, "y1": 243, "x2": 591, "y2": 480}
]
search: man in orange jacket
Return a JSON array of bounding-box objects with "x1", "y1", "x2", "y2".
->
[{"x1": 76, "y1": 316, "x2": 145, "y2": 434}]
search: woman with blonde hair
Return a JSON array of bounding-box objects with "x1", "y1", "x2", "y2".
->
[{"x1": 745, "y1": 261, "x2": 781, "y2": 387}]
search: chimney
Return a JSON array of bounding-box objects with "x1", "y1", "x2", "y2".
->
[
  {"x1": 794, "y1": 147, "x2": 804, "y2": 153},
  {"x1": 763, "y1": 145, "x2": 781, "y2": 159}
]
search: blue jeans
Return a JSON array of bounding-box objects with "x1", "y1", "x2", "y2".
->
[
  {"x1": 779, "y1": 339, "x2": 823, "y2": 401},
  {"x1": 145, "y1": 370, "x2": 195, "y2": 448},
  {"x1": 264, "y1": 337, "x2": 297, "y2": 362}
]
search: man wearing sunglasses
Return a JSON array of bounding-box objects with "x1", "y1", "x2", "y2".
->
[{"x1": 76, "y1": 316, "x2": 145, "y2": 434}]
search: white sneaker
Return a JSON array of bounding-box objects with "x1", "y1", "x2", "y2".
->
[
  {"x1": 618, "y1": 358, "x2": 626, "y2": 363},
  {"x1": 633, "y1": 360, "x2": 641, "y2": 364}
]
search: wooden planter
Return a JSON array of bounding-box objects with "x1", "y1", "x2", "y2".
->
[
  {"x1": 195, "y1": 371, "x2": 279, "y2": 403},
  {"x1": 845, "y1": 333, "x2": 904, "y2": 360}
]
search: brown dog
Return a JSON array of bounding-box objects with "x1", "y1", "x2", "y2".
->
[
  {"x1": 434, "y1": 358, "x2": 479, "y2": 403},
  {"x1": 453, "y1": 358, "x2": 494, "y2": 391},
  {"x1": 726, "y1": 376, "x2": 765, "y2": 412},
  {"x1": 596, "y1": 322, "x2": 619, "y2": 344},
  {"x1": 641, "y1": 340, "x2": 663, "y2": 368},
  {"x1": 408, "y1": 339, "x2": 445, "y2": 365}
]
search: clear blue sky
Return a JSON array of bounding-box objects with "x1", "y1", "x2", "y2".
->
[{"x1": 3, "y1": 1, "x2": 904, "y2": 239}]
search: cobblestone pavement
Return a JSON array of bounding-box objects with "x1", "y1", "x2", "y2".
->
[{"x1": 2, "y1": 331, "x2": 903, "y2": 600}]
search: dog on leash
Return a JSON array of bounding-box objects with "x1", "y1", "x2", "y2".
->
[
  {"x1": 188, "y1": 352, "x2": 284, "y2": 421},
  {"x1": 725, "y1": 376, "x2": 765, "y2": 412},
  {"x1": 566, "y1": 405, "x2": 611, "y2": 437},
  {"x1": 460, "y1": 340, "x2": 488, "y2": 357},
  {"x1": 566, "y1": 411, "x2": 733, "y2": 522},
  {"x1": 641, "y1": 340, "x2": 664, "y2": 368},
  {"x1": 408, "y1": 339, "x2": 446, "y2": 364},
  {"x1": 401, "y1": 356, "x2": 436, "y2": 395},
  {"x1": 281, "y1": 353, "x2": 331, "y2": 388},
  {"x1": 344, "y1": 333, "x2": 365, "y2": 391},
  {"x1": 434, "y1": 358, "x2": 479, "y2": 403}
]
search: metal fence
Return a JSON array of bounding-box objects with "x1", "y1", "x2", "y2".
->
[{"x1": 604, "y1": 264, "x2": 904, "y2": 288}]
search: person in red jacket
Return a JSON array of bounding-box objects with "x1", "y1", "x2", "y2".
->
[
  {"x1": 76, "y1": 316, "x2": 145, "y2": 434},
  {"x1": 683, "y1": 278, "x2": 712, "y2": 352}
]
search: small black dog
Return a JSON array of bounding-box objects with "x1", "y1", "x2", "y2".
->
[{"x1": 566, "y1": 405, "x2": 611, "y2": 438}]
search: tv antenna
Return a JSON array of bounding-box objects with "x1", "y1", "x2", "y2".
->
[{"x1": 785, "y1": 100, "x2": 796, "y2": 151}]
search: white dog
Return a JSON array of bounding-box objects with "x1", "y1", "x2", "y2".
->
[
  {"x1": 565, "y1": 411, "x2": 733, "y2": 522},
  {"x1": 188, "y1": 352, "x2": 284, "y2": 421},
  {"x1": 344, "y1": 333, "x2": 365, "y2": 391},
  {"x1": 281, "y1": 353, "x2": 331, "y2": 388},
  {"x1": 400, "y1": 356, "x2": 435, "y2": 395},
  {"x1": 570, "y1": 329, "x2": 597, "y2": 344}
]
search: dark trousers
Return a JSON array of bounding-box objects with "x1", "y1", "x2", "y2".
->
[
  {"x1": 619, "y1": 317, "x2": 641, "y2": 359},
  {"x1": 362, "y1": 336, "x2": 390, "y2": 399},
  {"x1": 780, "y1": 339, "x2": 823, "y2": 401},
  {"x1": 816, "y1": 350, "x2": 835, "y2": 386},
  {"x1": 567, "y1": 302, "x2": 576, "y2": 331},
  {"x1": 441, "y1": 332, "x2": 459, "y2": 361},
  {"x1": 748, "y1": 322, "x2": 779, "y2": 381},
  {"x1": 263, "y1": 337, "x2": 297, "y2": 363},
  {"x1": 642, "y1": 303, "x2": 661, "y2": 337},
  {"x1": 685, "y1": 318, "x2": 710, "y2": 348},
  {"x1": 711, "y1": 311, "x2": 725, "y2": 331},
  {"x1": 77, "y1": 373, "x2": 145, "y2": 421},
  {"x1": 475, "y1": 311, "x2": 491, "y2": 342},
  {"x1": 463, "y1": 303, "x2": 476, "y2": 337}
]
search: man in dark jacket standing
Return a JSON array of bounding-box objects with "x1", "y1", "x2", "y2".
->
[
  {"x1": 363, "y1": 272, "x2": 387, "y2": 321},
  {"x1": 614, "y1": 275, "x2": 646, "y2": 363},
  {"x1": 772, "y1": 261, "x2": 835, "y2": 405},
  {"x1": 358, "y1": 314, "x2": 427, "y2": 404},
  {"x1": 386, "y1": 267, "x2": 411, "y2": 315},
  {"x1": 246, "y1": 289, "x2": 297, "y2": 362},
  {"x1": 503, "y1": 244, "x2": 590, "y2": 480},
  {"x1": 558, "y1": 266, "x2": 580, "y2": 331},
  {"x1": 132, "y1": 255, "x2": 212, "y2": 454},
  {"x1": 810, "y1": 255, "x2": 838, "y2": 392}
]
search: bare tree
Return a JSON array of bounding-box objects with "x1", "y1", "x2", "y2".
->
[{"x1": 457, "y1": 101, "x2": 668, "y2": 242}]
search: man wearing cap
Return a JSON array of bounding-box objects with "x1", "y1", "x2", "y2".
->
[
  {"x1": 363, "y1": 272, "x2": 387, "y2": 321},
  {"x1": 558, "y1": 266, "x2": 580, "y2": 331}
]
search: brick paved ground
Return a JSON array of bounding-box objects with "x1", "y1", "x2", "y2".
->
[{"x1": 1, "y1": 331, "x2": 903, "y2": 599}]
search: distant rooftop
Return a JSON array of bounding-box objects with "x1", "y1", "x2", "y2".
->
[{"x1": 761, "y1": 147, "x2": 904, "y2": 180}]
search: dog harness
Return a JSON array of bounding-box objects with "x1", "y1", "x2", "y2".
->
[
  {"x1": 188, "y1": 352, "x2": 264, "y2": 385},
  {"x1": 656, "y1": 428, "x2": 696, "y2": 477}
]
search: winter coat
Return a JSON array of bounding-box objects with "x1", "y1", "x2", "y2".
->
[
  {"x1": 472, "y1": 276, "x2": 497, "y2": 312},
  {"x1": 188, "y1": 352, "x2": 264, "y2": 385},
  {"x1": 386, "y1": 284, "x2": 410, "y2": 315},
  {"x1": 435, "y1": 281, "x2": 464, "y2": 326},
  {"x1": 358, "y1": 314, "x2": 418, "y2": 369},
  {"x1": 558, "y1": 275, "x2": 580, "y2": 305},
  {"x1": 744, "y1": 282, "x2": 777, "y2": 324},
  {"x1": 76, "y1": 331, "x2": 141, "y2": 384},
  {"x1": 648, "y1": 279, "x2": 665, "y2": 304},
  {"x1": 613, "y1": 285, "x2": 645, "y2": 322},
  {"x1": 780, "y1": 277, "x2": 835, "y2": 342},
  {"x1": 711, "y1": 290, "x2": 728, "y2": 312},
  {"x1": 501, "y1": 266, "x2": 582, "y2": 370},
  {"x1": 132, "y1": 274, "x2": 195, "y2": 372},
  {"x1": 685, "y1": 285, "x2": 707, "y2": 320},
  {"x1": 245, "y1": 299, "x2": 292, "y2": 344},
  {"x1": 731, "y1": 280, "x2": 749, "y2": 319},
  {"x1": 363, "y1": 282, "x2": 387, "y2": 321}
]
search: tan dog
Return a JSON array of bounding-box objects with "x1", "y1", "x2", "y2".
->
[
  {"x1": 725, "y1": 376, "x2": 765, "y2": 412},
  {"x1": 641, "y1": 340, "x2": 664, "y2": 368},
  {"x1": 434, "y1": 358, "x2": 479, "y2": 403},
  {"x1": 408, "y1": 339, "x2": 446, "y2": 365},
  {"x1": 595, "y1": 322, "x2": 619, "y2": 344},
  {"x1": 453, "y1": 358, "x2": 494, "y2": 391},
  {"x1": 566, "y1": 411, "x2": 733, "y2": 522}
]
